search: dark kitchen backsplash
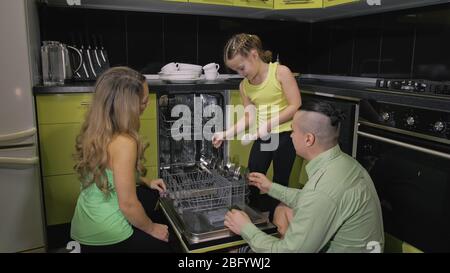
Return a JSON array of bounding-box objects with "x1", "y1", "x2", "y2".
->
[
  {"x1": 38, "y1": 2, "x2": 450, "y2": 80},
  {"x1": 38, "y1": 5, "x2": 310, "y2": 75},
  {"x1": 308, "y1": 2, "x2": 450, "y2": 80}
]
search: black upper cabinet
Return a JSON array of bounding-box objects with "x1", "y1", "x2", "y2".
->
[
  {"x1": 164, "y1": 14, "x2": 197, "y2": 65},
  {"x1": 309, "y1": 22, "x2": 331, "y2": 74},
  {"x1": 127, "y1": 12, "x2": 164, "y2": 74},
  {"x1": 198, "y1": 16, "x2": 235, "y2": 74},
  {"x1": 329, "y1": 20, "x2": 354, "y2": 76},
  {"x1": 84, "y1": 9, "x2": 127, "y2": 67},
  {"x1": 351, "y1": 14, "x2": 382, "y2": 77},
  {"x1": 413, "y1": 6, "x2": 450, "y2": 81},
  {"x1": 379, "y1": 12, "x2": 415, "y2": 78}
]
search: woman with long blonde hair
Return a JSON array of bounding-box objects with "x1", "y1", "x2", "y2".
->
[{"x1": 71, "y1": 66, "x2": 170, "y2": 252}]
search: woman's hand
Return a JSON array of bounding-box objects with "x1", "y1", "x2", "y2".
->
[
  {"x1": 212, "y1": 131, "x2": 226, "y2": 148},
  {"x1": 149, "y1": 178, "x2": 167, "y2": 194},
  {"x1": 148, "y1": 223, "x2": 169, "y2": 242},
  {"x1": 247, "y1": 172, "x2": 272, "y2": 194},
  {"x1": 141, "y1": 177, "x2": 167, "y2": 194}
]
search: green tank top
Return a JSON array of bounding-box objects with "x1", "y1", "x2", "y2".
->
[
  {"x1": 70, "y1": 169, "x2": 133, "y2": 245},
  {"x1": 242, "y1": 62, "x2": 292, "y2": 134}
]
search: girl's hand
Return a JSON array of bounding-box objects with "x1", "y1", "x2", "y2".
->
[
  {"x1": 257, "y1": 122, "x2": 271, "y2": 140},
  {"x1": 247, "y1": 172, "x2": 272, "y2": 194},
  {"x1": 149, "y1": 178, "x2": 167, "y2": 194},
  {"x1": 212, "y1": 132, "x2": 226, "y2": 148}
]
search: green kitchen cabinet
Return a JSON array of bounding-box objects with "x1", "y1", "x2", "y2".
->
[
  {"x1": 43, "y1": 174, "x2": 81, "y2": 225},
  {"x1": 274, "y1": 0, "x2": 323, "y2": 9},
  {"x1": 323, "y1": 0, "x2": 357, "y2": 7},
  {"x1": 141, "y1": 93, "x2": 157, "y2": 121},
  {"x1": 140, "y1": 118, "x2": 158, "y2": 167},
  {"x1": 36, "y1": 92, "x2": 158, "y2": 225},
  {"x1": 233, "y1": 0, "x2": 274, "y2": 9},
  {"x1": 38, "y1": 123, "x2": 81, "y2": 176},
  {"x1": 189, "y1": 0, "x2": 234, "y2": 6},
  {"x1": 36, "y1": 94, "x2": 93, "y2": 124}
]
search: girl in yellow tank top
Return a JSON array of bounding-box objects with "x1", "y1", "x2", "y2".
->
[{"x1": 212, "y1": 33, "x2": 302, "y2": 221}]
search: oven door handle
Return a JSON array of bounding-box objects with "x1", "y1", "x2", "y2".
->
[{"x1": 357, "y1": 131, "x2": 450, "y2": 160}]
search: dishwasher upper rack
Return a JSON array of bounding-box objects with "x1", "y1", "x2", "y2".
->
[{"x1": 160, "y1": 165, "x2": 249, "y2": 214}]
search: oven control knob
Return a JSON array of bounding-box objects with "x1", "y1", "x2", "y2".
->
[
  {"x1": 433, "y1": 121, "x2": 445, "y2": 132},
  {"x1": 381, "y1": 112, "x2": 391, "y2": 121},
  {"x1": 406, "y1": 116, "x2": 415, "y2": 126}
]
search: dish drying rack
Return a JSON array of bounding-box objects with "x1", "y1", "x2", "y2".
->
[{"x1": 160, "y1": 164, "x2": 249, "y2": 215}]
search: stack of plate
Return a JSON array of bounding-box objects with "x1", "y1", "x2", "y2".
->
[{"x1": 159, "y1": 63, "x2": 202, "y2": 83}]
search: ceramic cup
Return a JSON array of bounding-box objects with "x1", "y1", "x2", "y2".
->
[
  {"x1": 203, "y1": 63, "x2": 220, "y2": 72},
  {"x1": 204, "y1": 69, "x2": 219, "y2": 80}
]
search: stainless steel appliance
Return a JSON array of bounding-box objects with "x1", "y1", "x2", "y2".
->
[
  {"x1": 156, "y1": 91, "x2": 276, "y2": 252},
  {"x1": 357, "y1": 100, "x2": 450, "y2": 252},
  {"x1": 0, "y1": 0, "x2": 46, "y2": 252}
]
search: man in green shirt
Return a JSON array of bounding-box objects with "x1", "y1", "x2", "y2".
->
[{"x1": 224, "y1": 101, "x2": 384, "y2": 253}]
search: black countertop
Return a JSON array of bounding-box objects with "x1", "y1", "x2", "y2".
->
[
  {"x1": 33, "y1": 76, "x2": 450, "y2": 112},
  {"x1": 33, "y1": 79, "x2": 241, "y2": 94},
  {"x1": 298, "y1": 78, "x2": 450, "y2": 112}
]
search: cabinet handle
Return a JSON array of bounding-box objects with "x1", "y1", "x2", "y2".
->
[
  {"x1": 0, "y1": 156, "x2": 39, "y2": 166},
  {"x1": 0, "y1": 127, "x2": 36, "y2": 143},
  {"x1": 283, "y1": 0, "x2": 314, "y2": 4},
  {"x1": 80, "y1": 101, "x2": 91, "y2": 106}
]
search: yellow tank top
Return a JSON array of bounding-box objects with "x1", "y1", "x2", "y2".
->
[{"x1": 242, "y1": 62, "x2": 292, "y2": 134}]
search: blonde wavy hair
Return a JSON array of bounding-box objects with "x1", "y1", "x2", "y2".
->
[
  {"x1": 74, "y1": 66, "x2": 148, "y2": 195},
  {"x1": 223, "y1": 33, "x2": 272, "y2": 64}
]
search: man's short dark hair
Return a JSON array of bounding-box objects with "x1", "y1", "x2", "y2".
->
[{"x1": 300, "y1": 100, "x2": 346, "y2": 128}]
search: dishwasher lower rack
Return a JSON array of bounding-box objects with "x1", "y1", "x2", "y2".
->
[
  {"x1": 159, "y1": 164, "x2": 270, "y2": 245},
  {"x1": 160, "y1": 166, "x2": 248, "y2": 214}
]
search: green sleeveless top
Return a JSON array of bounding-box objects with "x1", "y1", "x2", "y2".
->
[
  {"x1": 242, "y1": 62, "x2": 292, "y2": 134},
  {"x1": 70, "y1": 169, "x2": 133, "y2": 245}
]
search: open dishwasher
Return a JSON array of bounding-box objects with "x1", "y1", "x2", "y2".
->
[{"x1": 157, "y1": 91, "x2": 277, "y2": 253}]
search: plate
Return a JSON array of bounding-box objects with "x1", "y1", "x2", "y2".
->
[{"x1": 161, "y1": 78, "x2": 201, "y2": 83}]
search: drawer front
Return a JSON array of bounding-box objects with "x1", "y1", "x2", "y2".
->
[
  {"x1": 274, "y1": 0, "x2": 323, "y2": 9},
  {"x1": 43, "y1": 174, "x2": 81, "y2": 225},
  {"x1": 36, "y1": 94, "x2": 93, "y2": 124},
  {"x1": 234, "y1": 0, "x2": 274, "y2": 9},
  {"x1": 39, "y1": 123, "x2": 81, "y2": 176}
]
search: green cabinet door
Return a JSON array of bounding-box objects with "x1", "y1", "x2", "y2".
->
[
  {"x1": 140, "y1": 118, "x2": 158, "y2": 167},
  {"x1": 141, "y1": 93, "x2": 157, "y2": 121},
  {"x1": 36, "y1": 94, "x2": 92, "y2": 124},
  {"x1": 43, "y1": 174, "x2": 81, "y2": 226},
  {"x1": 39, "y1": 123, "x2": 81, "y2": 176}
]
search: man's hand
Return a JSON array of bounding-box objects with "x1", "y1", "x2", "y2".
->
[
  {"x1": 247, "y1": 172, "x2": 272, "y2": 194},
  {"x1": 224, "y1": 209, "x2": 252, "y2": 235},
  {"x1": 212, "y1": 131, "x2": 226, "y2": 148}
]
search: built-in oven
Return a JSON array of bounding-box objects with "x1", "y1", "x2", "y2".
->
[
  {"x1": 357, "y1": 100, "x2": 450, "y2": 252},
  {"x1": 156, "y1": 91, "x2": 276, "y2": 253}
]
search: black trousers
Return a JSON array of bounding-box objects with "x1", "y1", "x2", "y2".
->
[
  {"x1": 247, "y1": 131, "x2": 296, "y2": 221},
  {"x1": 80, "y1": 186, "x2": 172, "y2": 253}
]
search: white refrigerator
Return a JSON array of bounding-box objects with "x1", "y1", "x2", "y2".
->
[{"x1": 0, "y1": 0, "x2": 46, "y2": 252}]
